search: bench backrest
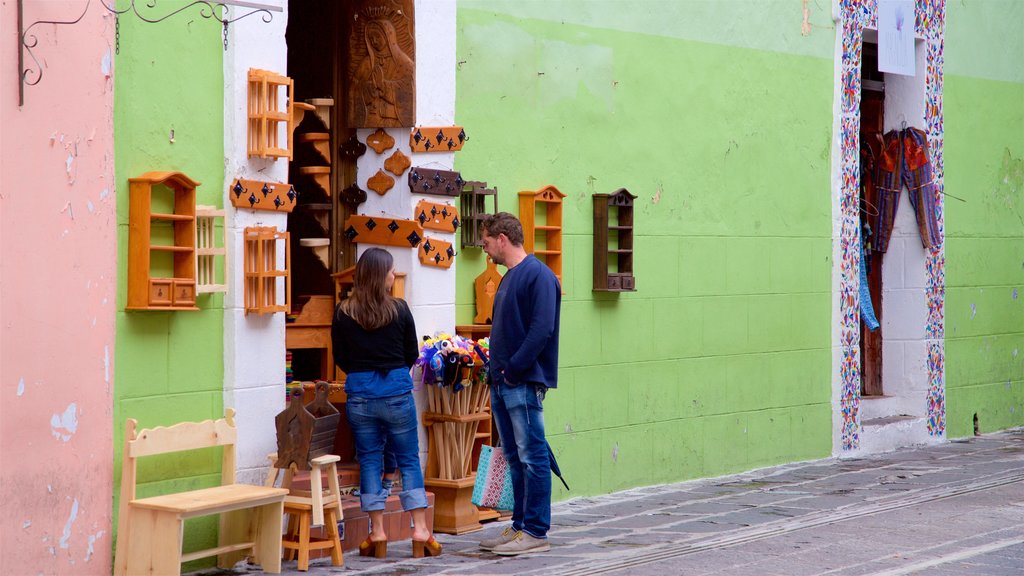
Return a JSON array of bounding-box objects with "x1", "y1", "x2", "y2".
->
[{"x1": 121, "y1": 408, "x2": 240, "y2": 505}]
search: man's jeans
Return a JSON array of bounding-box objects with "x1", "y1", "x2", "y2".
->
[
  {"x1": 346, "y1": 393, "x2": 428, "y2": 512},
  {"x1": 490, "y1": 382, "x2": 550, "y2": 539}
]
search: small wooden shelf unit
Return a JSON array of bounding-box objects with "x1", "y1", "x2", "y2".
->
[
  {"x1": 127, "y1": 171, "x2": 200, "y2": 311},
  {"x1": 519, "y1": 185, "x2": 565, "y2": 286},
  {"x1": 593, "y1": 188, "x2": 637, "y2": 291}
]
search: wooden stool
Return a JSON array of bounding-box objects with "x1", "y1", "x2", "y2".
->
[{"x1": 266, "y1": 454, "x2": 344, "y2": 571}]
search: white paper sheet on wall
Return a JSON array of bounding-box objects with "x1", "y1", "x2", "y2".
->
[{"x1": 878, "y1": 0, "x2": 916, "y2": 76}]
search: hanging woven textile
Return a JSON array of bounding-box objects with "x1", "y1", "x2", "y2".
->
[{"x1": 873, "y1": 127, "x2": 941, "y2": 253}]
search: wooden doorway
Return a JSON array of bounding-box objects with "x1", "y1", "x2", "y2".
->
[{"x1": 860, "y1": 42, "x2": 884, "y2": 397}]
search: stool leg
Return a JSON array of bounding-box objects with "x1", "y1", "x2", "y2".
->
[
  {"x1": 284, "y1": 511, "x2": 299, "y2": 561},
  {"x1": 297, "y1": 510, "x2": 311, "y2": 572},
  {"x1": 325, "y1": 507, "x2": 343, "y2": 567}
]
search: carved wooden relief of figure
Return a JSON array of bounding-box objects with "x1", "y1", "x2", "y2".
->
[{"x1": 346, "y1": 0, "x2": 415, "y2": 128}]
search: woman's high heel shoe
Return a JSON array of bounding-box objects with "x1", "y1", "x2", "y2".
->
[
  {"x1": 412, "y1": 536, "x2": 443, "y2": 558},
  {"x1": 359, "y1": 536, "x2": 388, "y2": 558}
]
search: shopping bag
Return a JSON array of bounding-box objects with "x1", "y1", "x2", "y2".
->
[{"x1": 471, "y1": 445, "x2": 514, "y2": 510}]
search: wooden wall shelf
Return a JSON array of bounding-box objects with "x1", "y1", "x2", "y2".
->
[
  {"x1": 244, "y1": 226, "x2": 291, "y2": 315},
  {"x1": 195, "y1": 206, "x2": 226, "y2": 294},
  {"x1": 247, "y1": 68, "x2": 297, "y2": 160},
  {"x1": 519, "y1": 185, "x2": 565, "y2": 287},
  {"x1": 127, "y1": 171, "x2": 200, "y2": 311},
  {"x1": 459, "y1": 181, "x2": 497, "y2": 249},
  {"x1": 593, "y1": 189, "x2": 636, "y2": 292}
]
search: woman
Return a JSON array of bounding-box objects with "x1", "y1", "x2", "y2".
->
[{"x1": 331, "y1": 248, "x2": 441, "y2": 558}]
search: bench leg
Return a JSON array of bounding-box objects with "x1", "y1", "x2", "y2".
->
[
  {"x1": 125, "y1": 508, "x2": 183, "y2": 576},
  {"x1": 254, "y1": 501, "x2": 284, "y2": 574}
]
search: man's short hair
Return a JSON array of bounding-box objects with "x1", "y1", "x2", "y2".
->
[{"x1": 481, "y1": 212, "x2": 524, "y2": 246}]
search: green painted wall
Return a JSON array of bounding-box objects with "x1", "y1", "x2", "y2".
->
[
  {"x1": 455, "y1": 1, "x2": 835, "y2": 498},
  {"x1": 113, "y1": 3, "x2": 224, "y2": 564},
  {"x1": 943, "y1": 2, "x2": 1024, "y2": 438}
]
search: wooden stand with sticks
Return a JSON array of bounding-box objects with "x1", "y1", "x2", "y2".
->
[{"x1": 421, "y1": 378, "x2": 490, "y2": 534}]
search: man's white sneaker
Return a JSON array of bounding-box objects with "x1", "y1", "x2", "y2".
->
[{"x1": 492, "y1": 530, "x2": 550, "y2": 556}]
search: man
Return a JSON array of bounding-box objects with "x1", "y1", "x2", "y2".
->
[{"x1": 477, "y1": 212, "x2": 561, "y2": 556}]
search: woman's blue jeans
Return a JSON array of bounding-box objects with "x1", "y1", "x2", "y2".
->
[
  {"x1": 346, "y1": 392, "x2": 428, "y2": 512},
  {"x1": 490, "y1": 382, "x2": 551, "y2": 539}
]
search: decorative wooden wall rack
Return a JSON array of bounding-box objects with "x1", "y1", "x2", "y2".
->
[
  {"x1": 593, "y1": 188, "x2": 637, "y2": 292},
  {"x1": 474, "y1": 258, "x2": 502, "y2": 324},
  {"x1": 339, "y1": 185, "x2": 368, "y2": 213},
  {"x1": 342, "y1": 215, "x2": 424, "y2": 248},
  {"x1": 247, "y1": 68, "x2": 299, "y2": 160},
  {"x1": 415, "y1": 200, "x2": 460, "y2": 233},
  {"x1": 419, "y1": 237, "x2": 455, "y2": 268},
  {"x1": 195, "y1": 206, "x2": 226, "y2": 294},
  {"x1": 366, "y1": 128, "x2": 395, "y2": 154},
  {"x1": 127, "y1": 171, "x2": 200, "y2": 311},
  {"x1": 460, "y1": 180, "x2": 497, "y2": 248},
  {"x1": 367, "y1": 170, "x2": 395, "y2": 196},
  {"x1": 519, "y1": 185, "x2": 566, "y2": 286},
  {"x1": 228, "y1": 178, "x2": 297, "y2": 212},
  {"x1": 410, "y1": 126, "x2": 466, "y2": 152},
  {"x1": 243, "y1": 226, "x2": 291, "y2": 315},
  {"x1": 409, "y1": 167, "x2": 463, "y2": 197},
  {"x1": 384, "y1": 150, "x2": 411, "y2": 177}
]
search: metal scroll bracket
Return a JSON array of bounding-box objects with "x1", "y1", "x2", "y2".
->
[{"x1": 17, "y1": 0, "x2": 282, "y2": 107}]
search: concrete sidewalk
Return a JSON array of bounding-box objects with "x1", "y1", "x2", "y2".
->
[{"x1": 203, "y1": 429, "x2": 1024, "y2": 575}]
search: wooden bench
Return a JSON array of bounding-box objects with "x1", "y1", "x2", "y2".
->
[{"x1": 113, "y1": 409, "x2": 289, "y2": 576}]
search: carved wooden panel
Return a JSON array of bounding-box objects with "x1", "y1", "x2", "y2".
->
[
  {"x1": 414, "y1": 200, "x2": 460, "y2": 232},
  {"x1": 418, "y1": 237, "x2": 455, "y2": 268},
  {"x1": 228, "y1": 178, "x2": 297, "y2": 213},
  {"x1": 345, "y1": 0, "x2": 416, "y2": 128},
  {"x1": 343, "y1": 215, "x2": 423, "y2": 248},
  {"x1": 409, "y1": 167, "x2": 463, "y2": 197},
  {"x1": 367, "y1": 170, "x2": 395, "y2": 195},
  {"x1": 410, "y1": 126, "x2": 466, "y2": 152},
  {"x1": 384, "y1": 149, "x2": 410, "y2": 176},
  {"x1": 366, "y1": 128, "x2": 395, "y2": 154},
  {"x1": 474, "y1": 257, "x2": 502, "y2": 324}
]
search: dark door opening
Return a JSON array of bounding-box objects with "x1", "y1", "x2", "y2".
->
[{"x1": 860, "y1": 42, "x2": 884, "y2": 397}]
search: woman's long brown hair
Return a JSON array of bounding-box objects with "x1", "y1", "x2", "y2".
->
[{"x1": 339, "y1": 247, "x2": 398, "y2": 330}]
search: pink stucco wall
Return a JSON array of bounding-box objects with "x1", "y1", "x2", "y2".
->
[{"x1": 1, "y1": 2, "x2": 115, "y2": 574}]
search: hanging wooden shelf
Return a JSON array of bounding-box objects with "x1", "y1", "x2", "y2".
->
[
  {"x1": 228, "y1": 178, "x2": 297, "y2": 212},
  {"x1": 519, "y1": 185, "x2": 565, "y2": 288},
  {"x1": 127, "y1": 171, "x2": 200, "y2": 311},
  {"x1": 247, "y1": 68, "x2": 298, "y2": 160},
  {"x1": 297, "y1": 133, "x2": 331, "y2": 162},
  {"x1": 410, "y1": 126, "x2": 466, "y2": 153},
  {"x1": 298, "y1": 166, "x2": 331, "y2": 197},
  {"x1": 460, "y1": 180, "x2": 498, "y2": 249},
  {"x1": 195, "y1": 206, "x2": 226, "y2": 294},
  {"x1": 593, "y1": 188, "x2": 636, "y2": 292},
  {"x1": 244, "y1": 226, "x2": 291, "y2": 315}
]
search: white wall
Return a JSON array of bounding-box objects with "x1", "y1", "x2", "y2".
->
[
  {"x1": 355, "y1": 0, "x2": 459, "y2": 458},
  {"x1": 222, "y1": 0, "x2": 291, "y2": 484}
]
